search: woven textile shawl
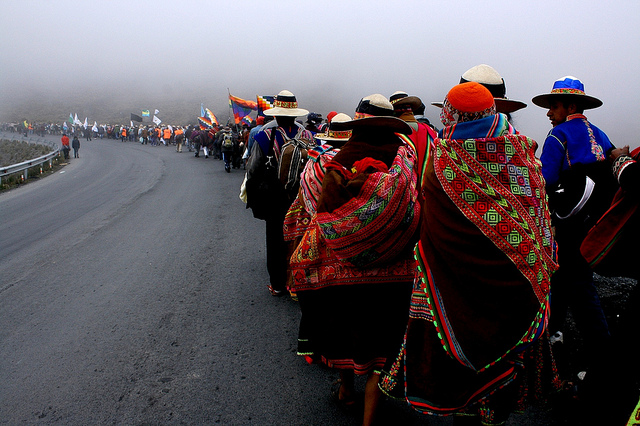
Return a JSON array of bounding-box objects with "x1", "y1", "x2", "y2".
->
[
  {"x1": 300, "y1": 145, "x2": 340, "y2": 215},
  {"x1": 283, "y1": 145, "x2": 339, "y2": 243},
  {"x1": 289, "y1": 142, "x2": 418, "y2": 292},
  {"x1": 421, "y1": 114, "x2": 557, "y2": 371},
  {"x1": 314, "y1": 144, "x2": 420, "y2": 269}
]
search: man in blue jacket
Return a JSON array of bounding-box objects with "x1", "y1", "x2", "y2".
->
[
  {"x1": 249, "y1": 90, "x2": 313, "y2": 296},
  {"x1": 533, "y1": 76, "x2": 618, "y2": 380}
]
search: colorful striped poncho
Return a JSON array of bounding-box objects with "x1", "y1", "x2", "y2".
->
[
  {"x1": 283, "y1": 145, "x2": 339, "y2": 294},
  {"x1": 288, "y1": 130, "x2": 419, "y2": 377},
  {"x1": 288, "y1": 137, "x2": 418, "y2": 292}
]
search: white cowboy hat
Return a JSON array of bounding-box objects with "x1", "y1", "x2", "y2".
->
[
  {"x1": 315, "y1": 113, "x2": 353, "y2": 142},
  {"x1": 432, "y1": 64, "x2": 527, "y2": 113},
  {"x1": 262, "y1": 90, "x2": 309, "y2": 117},
  {"x1": 332, "y1": 94, "x2": 412, "y2": 134}
]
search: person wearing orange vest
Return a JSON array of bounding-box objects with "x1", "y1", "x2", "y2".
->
[
  {"x1": 163, "y1": 127, "x2": 172, "y2": 145},
  {"x1": 174, "y1": 127, "x2": 185, "y2": 152},
  {"x1": 121, "y1": 127, "x2": 127, "y2": 142}
]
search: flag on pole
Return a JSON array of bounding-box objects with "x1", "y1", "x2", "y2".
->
[
  {"x1": 205, "y1": 108, "x2": 219, "y2": 126},
  {"x1": 23, "y1": 120, "x2": 28, "y2": 128},
  {"x1": 201, "y1": 103, "x2": 205, "y2": 118},
  {"x1": 74, "y1": 113, "x2": 82, "y2": 125},
  {"x1": 197, "y1": 116, "x2": 212, "y2": 130},
  {"x1": 229, "y1": 94, "x2": 258, "y2": 110},
  {"x1": 153, "y1": 115, "x2": 162, "y2": 125},
  {"x1": 131, "y1": 113, "x2": 143, "y2": 122},
  {"x1": 69, "y1": 113, "x2": 74, "y2": 125},
  {"x1": 83, "y1": 117, "x2": 88, "y2": 129},
  {"x1": 63, "y1": 121, "x2": 68, "y2": 130},
  {"x1": 141, "y1": 109, "x2": 150, "y2": 117},
  {"x1": 229, "y1": 94, "x2": 257, "y2": 124},
  {"x1": 130, "y1": 120, "x2": 134, "y2": 127},
  {"x1": 241, "y1": 116, "x2": 253, "y2": 126},
  {"x1": 256, "y1": 95, "x2": 275, "y2": 116},
  {"x1": 154, "y1": 109, "x2": 160, "y2": 114}
]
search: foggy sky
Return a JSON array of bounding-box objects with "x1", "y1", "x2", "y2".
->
[{"x1": 2, "y1": 0, "x2": 639, "y2": 148}]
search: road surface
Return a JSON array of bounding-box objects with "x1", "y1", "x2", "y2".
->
[{"x1": 0, "y1": 134, "x2": 560, "y2": 424}]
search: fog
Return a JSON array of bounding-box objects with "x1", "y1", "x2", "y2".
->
[{"x1": 2, "y1": 0, "x2": 639, "y2": 148}]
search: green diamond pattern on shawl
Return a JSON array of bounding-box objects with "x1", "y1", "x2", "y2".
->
[{"x1": 435, "y1": 135, "x2": 555, "y2": 293}]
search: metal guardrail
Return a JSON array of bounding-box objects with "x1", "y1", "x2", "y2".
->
[{"x1": 0, "y1": 135, "x2": 60, "y2": 180}]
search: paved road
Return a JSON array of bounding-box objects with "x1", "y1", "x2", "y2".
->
[{"x1": 0, "y1": 135, "x2": 557, "y2": 424}]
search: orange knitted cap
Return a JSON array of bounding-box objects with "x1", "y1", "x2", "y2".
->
[{"x1": 446, "y1": 82, "x2": 495, "y2": 113}]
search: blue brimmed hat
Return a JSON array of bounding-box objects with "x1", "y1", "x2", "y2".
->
[{"x1": 532, "y1": 76, "x2": 603, "y2": 110}]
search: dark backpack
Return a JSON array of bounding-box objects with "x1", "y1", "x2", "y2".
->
[
  {"x1": 245, "y1": 136, "x2": 287, "y2": 220},
  {"x1": 276, "y1": 127, "x2": 315, "y2": 201}
]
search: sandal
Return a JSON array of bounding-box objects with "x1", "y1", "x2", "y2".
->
[
  {"x1": 330, "y1": 380, "x2": 356, "y2": 411},
  {"x1": 267, "y1": 285, "x2": 284, "y2": 297}
]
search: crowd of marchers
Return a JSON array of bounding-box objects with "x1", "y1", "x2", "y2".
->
[
  {"x1": 4, "y1": 64, "x2": 639, "y2": 425},
  {"x1": 240, "y1": 65, "x2": 640, "y2": 426}
]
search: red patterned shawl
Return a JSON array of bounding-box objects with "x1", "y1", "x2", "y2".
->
[
  {"x1": 289, "y1": 134, "x2": 418, "y2": 292},
  {"x1": 283, "y1": 146, "x2": 339, "y2": 243},
  {"x1": 315, "y1": 144, "x2": 419, "y2": 269}
]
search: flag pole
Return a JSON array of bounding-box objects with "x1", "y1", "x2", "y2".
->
[{"x1": 227, "y1": 88, "x2": 232, "y2": 126}]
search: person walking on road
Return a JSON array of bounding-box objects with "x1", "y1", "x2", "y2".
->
[
  {"x1": 71, "y1": 135, "x2": 80, "y2": 158},
  {"x1": 246, "y1": 90, "x2": 313, "y2": 296},
  {"x1": 61, "y1": 133, "x2": 70, "y2": 159}
]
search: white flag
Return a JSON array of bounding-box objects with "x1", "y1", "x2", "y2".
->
[
  {"x1": 130, "y1": 120, "x2": 134, "y2": 127},
  {"x1": 167, "y1": 124, "x2": 173, "y2": 131},
  {"x1": 154, "y1": 109, "x2": 160, "y2": 114},
  {"x1": 83, "y1": 117, "x2": 88, "y2": 129},
  {"x1": 153, "y1": 115, "x2": 162, "y2": 125},
  {"x1": 74, "y1": 113, "x2": 82, "y2": 125}
]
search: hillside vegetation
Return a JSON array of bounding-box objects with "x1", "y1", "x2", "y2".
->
[{"x1": 0, "y1": 139, "x2": 53, "y2": 167}]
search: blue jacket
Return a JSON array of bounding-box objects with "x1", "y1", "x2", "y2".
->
[{"x1": 540, "y1": 114, "x2": 613, "y2": 187}]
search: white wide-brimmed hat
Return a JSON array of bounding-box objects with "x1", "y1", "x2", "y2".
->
[
  {"x1": 315, "y1": 113, "x2": 352, "y2": 142},
  {"x1": 332, "y1": 94, "x2": 412, "y2": 134},
  {"x1": 432, "y1": 64, "x2": 527, "y2": 113},
  {"x1": 263, "y1": 90, "x2": 309, "y2": 117},
  {"x1": 389, "y1": 91, "x2": 422, "y2": 111}
]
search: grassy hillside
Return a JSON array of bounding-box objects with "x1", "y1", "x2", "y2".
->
[
  {"x1": 0, "y1": 88, "x2": 231, "y2": 127},
  {"x1": 0, "y1": 139, "x2": 53, "y2": 167}
]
